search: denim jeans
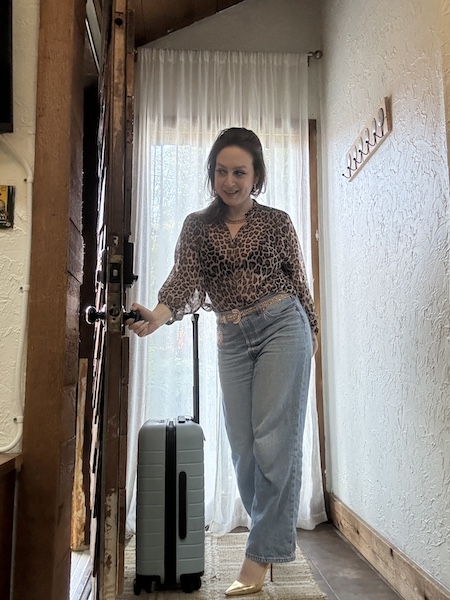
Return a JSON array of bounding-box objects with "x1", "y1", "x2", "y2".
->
[{"x1": 217, "y1": 295, "x2": 312, "y2": 564}]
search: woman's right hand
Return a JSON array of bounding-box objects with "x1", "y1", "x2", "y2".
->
[{"x1": 126, "y1": 303, "x2": 172, "y2": 337}]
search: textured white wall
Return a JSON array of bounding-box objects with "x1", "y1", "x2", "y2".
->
[
  {"x1": 320, "y1": 0, "x2": 450, "y2": 588},
  {"x1": 0, "y1": 0, "x2": 39, "y2": 451}
]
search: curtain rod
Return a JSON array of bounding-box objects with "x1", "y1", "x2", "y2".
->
[{"x1": 307, "y1": 50, "x2": 323, "y2": 65}]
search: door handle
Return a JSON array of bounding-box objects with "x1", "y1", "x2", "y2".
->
[
  {"x1": 123, "y1": 308, "x2": 141, "y2": 322},
  {"x1": 84, "y1": 305, "x2": 141, "y2": 325},
  {"x1": 85, "y1": 305, "x2": 105, "y2": 324}
]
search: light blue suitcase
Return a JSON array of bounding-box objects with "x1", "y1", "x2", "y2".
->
[{"x1": 133, "y1": 315, "x2": 204, "y2": 595}]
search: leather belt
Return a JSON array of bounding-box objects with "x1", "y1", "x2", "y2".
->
[{"x1": 216, "y1": 293, "x2": 291, "y2": 324}]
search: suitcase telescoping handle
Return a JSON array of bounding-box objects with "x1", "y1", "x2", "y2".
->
[{"x1": 191, "y1": 313, "x2": 200, "y2": 424}]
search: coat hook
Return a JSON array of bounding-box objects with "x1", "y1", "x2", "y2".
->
[{"x1": 358, "y1": 137, "x2": 369, "y2": 157}]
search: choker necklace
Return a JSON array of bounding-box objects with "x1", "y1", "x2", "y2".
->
[
  {"x1": 224, "y1": 217, "x2": 247, "y2": 224},
  {"x1": 224, "y1": 200, "x2": 256, "y2": 225}
]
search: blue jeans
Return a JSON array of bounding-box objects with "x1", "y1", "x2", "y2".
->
[{"x1": 217, "y1": 295, "x2": 312, "y2": 564}]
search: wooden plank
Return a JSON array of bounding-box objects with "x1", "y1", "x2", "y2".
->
[
  {"x1": 59, "y1": 383, "x2": 77, "y2": 447},
  {"x1": 71, "y1": 359, "x2": 89, "y2": 550},
  {"x1": 134, "y1": 0, "x2": 147, "y2": 46},
  {"x1": 117, "y1": 487, "x2": 127, "y2": 595},
  {"x1": 102, "y1": 491, "x2": 119, "y2": 599},
  {"x1": 78, "y1": 83, "x2": 101, "y2": 549},
  {"x1": 90, "y1": 322, "x2": 106, "y2": 586},
  {"x1": 308, "y1": 120, "x2": 328, "y2": 512},
  {"x1": 117, "y1": 337, "x2": 130, "y2": 594},
  {"x1": 91, "y1": 0, "x2": 134, "y2": 596},
  {"x1": 12, "y1": 0, "x2": 86, "y2": 598},
  {"x1": 0, "y1": 469, "x2": 16, "y2": 599},
  {"x1": 52, "y1": 550, "x2": 72, "y2": 600},
  {"x1": 102, "y1": 334, "x2": 123, "y2": 598},
  {"x1": 0, "y1": 454, "x2": 22, "y2": 478},
  {"x1": 68, "y1": 219, "x2": 84, "y2": 282},
  {"x1": 330, "y1": 496, "x2": 450, "y2": 600},
  {"x1": 89, "y1": 87, "x2": 107, "y2": 597},
  {"x1": 124, "y1": 4, "x2": 135, "y2": 237},
  {"x1": 117, "y1": 6, "x2": 134, "y2": 594},
  {"x1": 55, "y1": 437, "x2": 77, "y2": 561},
  {"x1": 97, "y1": 1, "x2": 128, "y2": 595},
  {"x1": 65, "y1": 275, "x2": 83, "y2": 386},
  {"x1": 109, "y1": 1, "x2": 127, "y2": 244}
]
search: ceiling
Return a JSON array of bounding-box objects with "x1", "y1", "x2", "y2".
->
[
  {"x1": 85, "y1": 0, "x2": 245, "y2": 86},
  {"x1": 134, "y1": 0, "x2": 245, "y2": 47}
]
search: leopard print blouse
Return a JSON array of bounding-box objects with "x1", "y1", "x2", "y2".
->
[{"x1": 158, "y1": 202, "x2": 319, "y2": 334}]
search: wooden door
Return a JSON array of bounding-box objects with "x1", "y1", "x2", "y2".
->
[{"x1": 87, "y1": 1, "x2": 135, "y2": 597}]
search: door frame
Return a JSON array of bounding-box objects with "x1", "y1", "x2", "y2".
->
[{"x1": 309, "y1": 119, "x2": 328, "y2": 512}]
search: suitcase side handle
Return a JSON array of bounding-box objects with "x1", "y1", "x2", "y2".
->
[{"x1": 179, "y1": 471, "x2": 188, "y2": 539}]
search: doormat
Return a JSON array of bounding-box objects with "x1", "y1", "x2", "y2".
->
[{"x1": 119, "y1": 532, "x2": 327, "y2": 599}]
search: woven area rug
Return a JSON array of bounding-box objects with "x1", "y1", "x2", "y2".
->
[{"x1": 119, "y1": 532, "x2": 327, "y2": 599}]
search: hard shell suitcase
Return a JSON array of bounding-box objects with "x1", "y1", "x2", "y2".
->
[{"x1": 133, "y1": 314, "x2": 204, "y2": 595}]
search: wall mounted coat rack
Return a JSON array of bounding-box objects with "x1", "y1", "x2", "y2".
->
[{"x1": 343, "y1": 96, "x2": 392, "y2": 181}]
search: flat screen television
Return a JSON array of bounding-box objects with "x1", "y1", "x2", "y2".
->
[{"x1": 0, "y1": 0, "x2": 13, "y2": 133}]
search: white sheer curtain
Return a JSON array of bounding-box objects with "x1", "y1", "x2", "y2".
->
[{"x1": 126, "y1": 48, "x2": 327, "y2": 535}]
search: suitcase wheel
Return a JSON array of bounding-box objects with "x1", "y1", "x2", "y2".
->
[
  {"x1": 180, "y1": 574, "x2": 202, "y2": 594},
  {"x1": 133, "y1": 578, "x2": 142, "y2": 596},
  {"x1": 133, "y1": 575, "x2": 154, "y2": 595},
  {"x1": 192, "y1": 575, "x2": 202, "y2": 591}
]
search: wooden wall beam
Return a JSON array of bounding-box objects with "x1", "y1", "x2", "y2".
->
[
  {"x1": 330, "y1": 496, "x2": 450, "y2": 600},
  {"x1": 12, "y1": 0, "x2": 86, "y2": 598}
]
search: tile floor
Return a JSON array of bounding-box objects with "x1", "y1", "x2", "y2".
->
[
  {"x1": 297, "y1": 523, "x2": 401, "y2": 599},
  {"x1": 70, "y1": 523, "x2": 402, "y2": 599}
]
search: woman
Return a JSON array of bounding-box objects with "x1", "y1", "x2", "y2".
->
[{"x1": 128, "y1": 127, "x2": 318, "y2": 596}]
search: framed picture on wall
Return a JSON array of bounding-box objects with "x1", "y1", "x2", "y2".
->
[{"x1": 0, "y1": 186, "x2": 15, "y2": 228}]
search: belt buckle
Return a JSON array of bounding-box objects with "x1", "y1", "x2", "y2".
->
[{"x1": 229, "y1": 309, "x2": 242, "y2": 324}]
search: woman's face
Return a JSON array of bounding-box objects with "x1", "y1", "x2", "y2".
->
[{"x1": 214, "y1": 146, "x2": 257, "y2": 212}]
